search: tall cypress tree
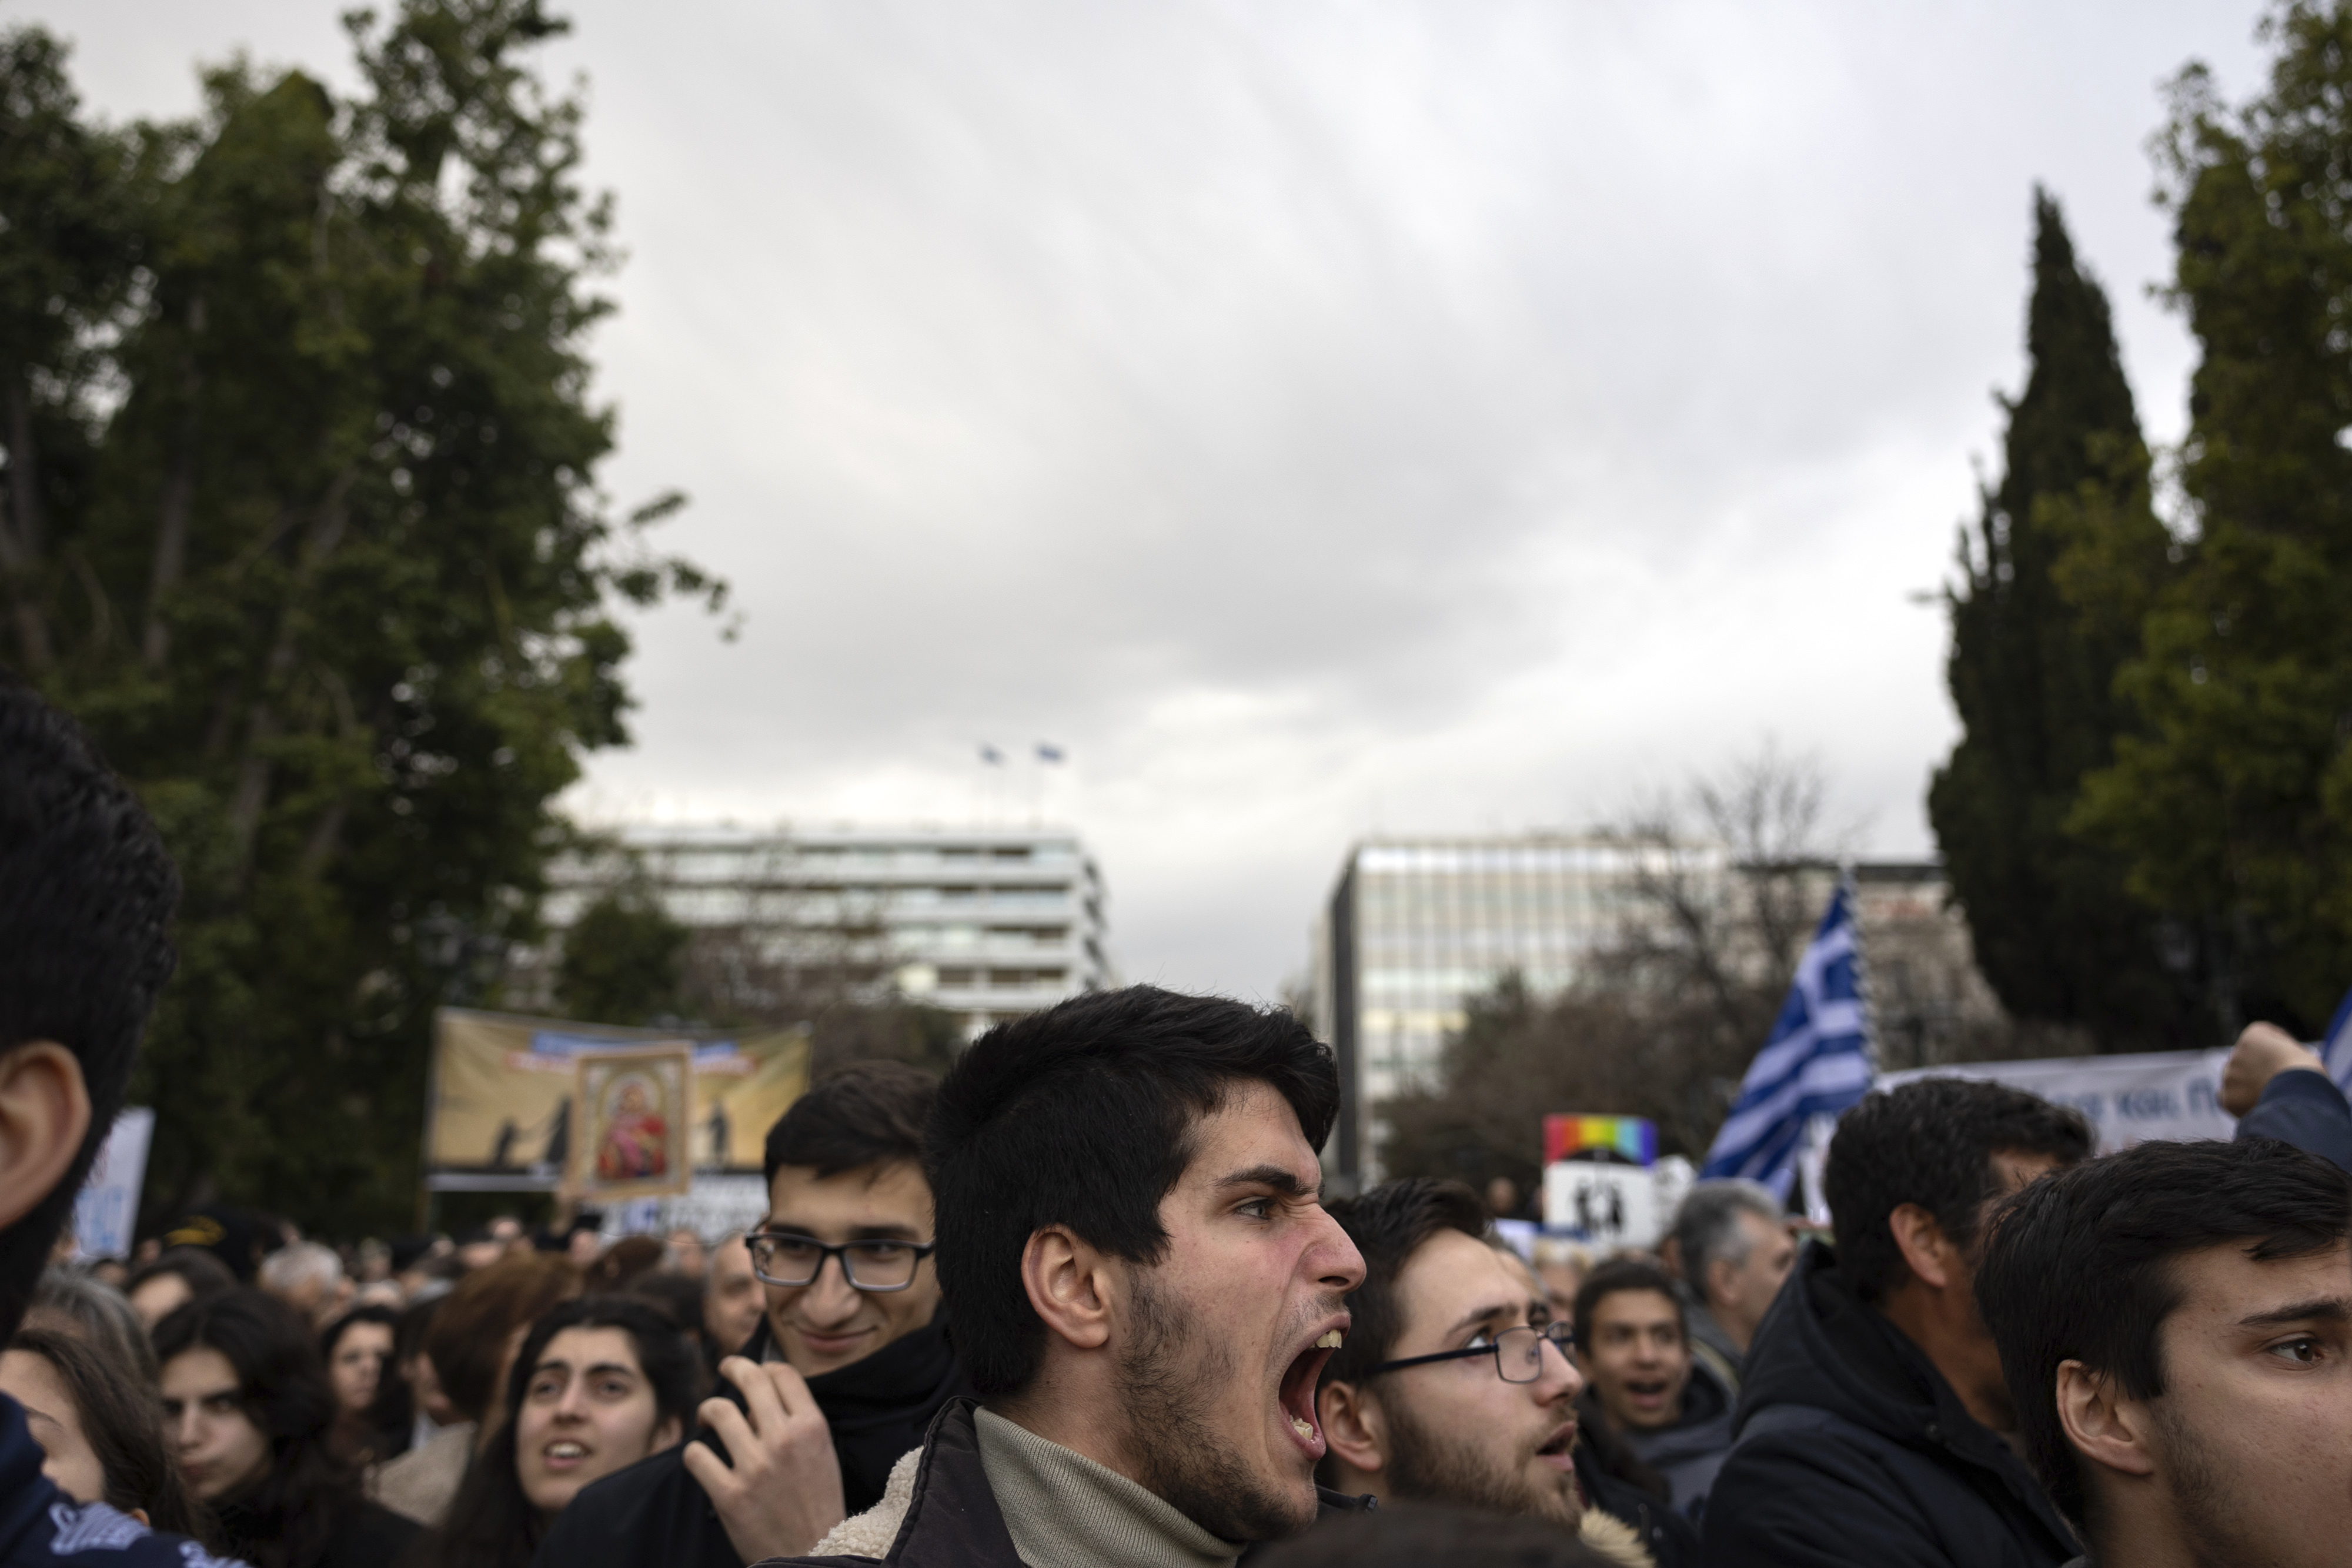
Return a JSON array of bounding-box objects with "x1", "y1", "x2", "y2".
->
[{"x1": 1929, "y1": 190, "x2": 2192, "y2": 1047}]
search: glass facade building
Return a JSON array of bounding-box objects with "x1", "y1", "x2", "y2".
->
[{"x1": 1312, "y1": 834, "x2": 1725, "y2": 1185}]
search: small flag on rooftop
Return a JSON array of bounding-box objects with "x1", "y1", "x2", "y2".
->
[
  {"x1": 979, "y1": 744, "x2": 1004, "y2": 766},
  {"x1": 2321, "y1": 984, "x2": 2352, "y2": 1092},
  {"x1": 1037, "y1": 743, "x2": 1065, "y2": 763},
  {"x1": 1701, "y1": 877, "x2": 1876, "y2": 1199}
]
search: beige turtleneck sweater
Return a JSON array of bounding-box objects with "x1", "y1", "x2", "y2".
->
[{"x1": 972, "y1": 1407, "x2": 1243, "y2": 1568}]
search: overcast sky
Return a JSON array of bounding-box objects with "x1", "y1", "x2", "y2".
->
[{"x1": 46, "y1": 1, "x2": 2268, "y2": 1000}]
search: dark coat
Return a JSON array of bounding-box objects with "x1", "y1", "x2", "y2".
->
[
  {"x1": 1570, "y1": 1417, "x2": 1703, "y2": 1568},
  {"x1": 533, "y1": 1316, "x2": 968, "y2": 1568},
  {"x1": 762, "y1": 1398, "x2": 1371, "y2": 1567},
  {"x1": 1702, "y1": 1241, "x2": 2079, "y2": 1568},
  {"x1": 1621, "y1": 1349, "x2": 1736, "y2": 1514},
  {"x1": 2237, "y1": 1067, "x2": 2352, "y2": 1174}
]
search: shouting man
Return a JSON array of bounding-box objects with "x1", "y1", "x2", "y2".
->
[
  {"x1": 781, "y1": 985, "x2": 1367, "y2": 1566},
  {"x1": 1314, "y1": 1179, "x2": 1692, "y2": 1567}
]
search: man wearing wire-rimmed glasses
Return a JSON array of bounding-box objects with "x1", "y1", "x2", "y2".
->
[
  {"x1": 1314, "y1": 1179, "x2": 1700, "y2": 1567},
  {"x1": 535, "y1": 1061, "x2": 967, "y2": 1568}
]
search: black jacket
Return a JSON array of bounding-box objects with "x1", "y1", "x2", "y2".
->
[
  {"x1": 1702, "y1": 1241, "x2": 2078, "y2": 1568},
  {"x1": 1571, "y1": 1418, "x2": 1703, "y2": 1568},
  {"x1": 766, "y1": 1398, "x2": 1370, "y2": 1567},
  {"x1": 533, "y1": 1316, "x2": 968, "y2": 1568},
  {"x1": 2237, "y1": 1067, "x2": 2352, "y2": 1174}
]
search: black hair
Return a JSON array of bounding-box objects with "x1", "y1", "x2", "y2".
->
[
  {"x1": 126, "y1": 1245, "x2": 239, "y2": 1313},
  {"x1": 430, "y1": 1295, "x2": 701, "y2": 1568},
  {"x1": 9, "y1": 1326, "x2": 213, "y2": 1541},
  {"x1": 1825, "y1": 1076, "x2": 2092, "y2": 1301},
  {"x1": 1317, "y1": 1178, "x2": 1489, "y2": 1388},
  {"x1": 763, "y1": 1059, "x2": 937, "y2": 1185},
  {"x1": 319, "y1": 1302, "x2": 400, "y2": 1366},
  {"x1": 152, "y1": 1288, "x2": 353, "y2": 1568},
  {"x1": 0, "y1": 677, "x2": 179, "y2": 1343},
  {"x1": 927, "y1": 984, "x2": 1341, "y2": 1397},
  {"x1": 1569, "y1": 1258, "x2": 1684, "y2": 1358},
  {"x1": 1975, "y1": 1136, "x2": 2352, "y2": 1532},
  {"x1": 1248, "y1": 1502, "x2": 1615, "y2": 1568}
]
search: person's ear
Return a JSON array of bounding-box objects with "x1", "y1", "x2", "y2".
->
[
  {"x1": 650, "y1": 1414, "x2": 683, "y2": 1455},
  {"x1": 1886, "y1": 1202, "x2": 1959, "y2": 1292},
  {"x1": 1317, "y1": 1380, "x2": 1386, "y2": 1475},
  {"x1": 1020, "y1": 1226, "x2": 1114, "y2": 1353},
  {"x1": 0, "y1": 1042, "x2": 91, "y2": 1231},
  {"x1": 1705, "y1": 1252, "x2": 1739, "y2": 1307},
  {"x1": 2055, "y1": 1358, "x2": 2155, "y2": 1481}
]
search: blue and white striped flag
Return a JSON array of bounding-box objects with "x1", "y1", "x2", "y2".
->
[
  {"x1": 2321, "y1": 984, "x2": 2352, "y2": 1093},
  {"x1": 1701, "y1": 880, "x2": 1876, "y2": 1199}
]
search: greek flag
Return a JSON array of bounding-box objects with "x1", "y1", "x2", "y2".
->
[
  {"x1": 1700, "y1": 879, "x2": 1876, "y2": 1198},
  {"x1": 2322, "y1": 984, "x2": 2352, "y2": 1092}
]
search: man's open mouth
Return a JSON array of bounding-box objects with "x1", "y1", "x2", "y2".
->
[
  {"x1": 1625, "y1": 1378, "x2": 1671, "y2": 1402},
  {"x1": 1535, "y1": 1419, "x2": 1578, "y2": 1474},
  {"x1": 1277, "y1": 1323, "x2": 1347, "y2": 1453}
]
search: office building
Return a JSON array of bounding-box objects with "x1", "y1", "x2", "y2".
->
[
  {"x1": 512, "y1": 823, "x2": 1111, "y2": 1037},
  {"x1": 1313, "y1": 835, "x2": 1994, "y2": 1185}
]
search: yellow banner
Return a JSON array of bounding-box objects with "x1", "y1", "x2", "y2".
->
[{"x1": 426, "y1": 1008, "x2": 811, "y2": 1189}]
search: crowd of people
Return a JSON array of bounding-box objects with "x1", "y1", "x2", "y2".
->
[{"x1": 4, "y1": 682, "x2": 2351, "y2": 1568}]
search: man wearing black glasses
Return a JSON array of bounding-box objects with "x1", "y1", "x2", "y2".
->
[
  {"x1": 535, "y1": 1061, "x2": 966, "y2": 1568},
  {"x1": 1313, "y1": 1179, "x2": 1698, "y2": 1567}
]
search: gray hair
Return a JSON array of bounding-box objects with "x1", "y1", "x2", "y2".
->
[
  {"x1": 257, "y1": 1239, "x2": 344, "y2": 1295},
  {"x1": 29, "y1": 1267, "x2": 159, "y2": 1385},
  {"x1": 1672, "y1": 1179, "x2": 1784, "y2": 1303}
]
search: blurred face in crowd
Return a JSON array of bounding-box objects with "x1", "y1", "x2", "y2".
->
[
  {"x1": 402, "y1": 1344, "x2": 457, "y2": 1429},
  {"x1": 667, "y1": 1227, "x2": 707, "y2": 1278},
  {"x1": 2064, "y1": 1239, "x2": 2352, "y2": 1568},
  {"x1": 1580, "y1": 1288, "x2": 1691, "y2": 1432},
  {"x1": 512, "y1": 1325, "x2": 682, "y2": 1520},
  {"x1": 128, "y1": 1272, "x2": 192, "y2": 1330},
  {"x1": 330, "y1": 1319, "x2": 395, "y2": 1417},
  {"x1": 1321, "y1": 1228, "x2": 1583, "y2": 1529},
  {"x1": 1098, "y1": 1082, "x2": 1365, "y2": 1540},
  {"x1": 161, "y1": 1347, "x2": 271, "y2": 1501},
  {"x1": 703, "y1": 1235, "x2": 766, "y2": 1356},
  {"x1": 0, "y1": 1349, "x2": 108, "y2": 1506},
  {"x1": 759, "y1": 1159, "x2": 941, "y2": 1376},
  {"x1": 1707, "y1": 1211, "x2": 1797, "y2": 1350}
]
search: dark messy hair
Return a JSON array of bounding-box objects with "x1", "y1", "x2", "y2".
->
[
  {"x1": 152, "y1": 1289, "x2": 352, "y2": 1568},
  {"x1": 431, "y1": 1295, "x2": 700, "y2": 1568},
  {"x1": 1250, "y1": 1502, "x2": 1616, "y2": 1568},
  {"x1": 1571, "y1": 1258, "x2": 1685, "y2": 1359},
  {"x1": 9, "y1": 1326, "x2": 212, "y2": 1540},
  {"x1": 1318, "y1": 1179, "x2": 1490, "y2": 1388},
  {"x1": 1975, "y1": 1136, "x2": 2352, "y2": 1532},
  {"x1": 764, "y1": 1059, "x2": 937, "y2": 1184},
  {"x1": 1826, "y1": 1076, "x2": 2092, "y2": 1301},
  {"x1": 927, "y1": 985, "x2": 1341, "y2": 1397},
  {"x1": 0, "y1": 676, "x2": 179, "y2": 1343}
]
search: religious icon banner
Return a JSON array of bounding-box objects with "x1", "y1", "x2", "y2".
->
[
  {"x1": 572, "y1": 1044, "x2": 693, "y2": 1200},
  {"x1": 423, "y1": 1008, "x2": 811, "y2": 1193}
]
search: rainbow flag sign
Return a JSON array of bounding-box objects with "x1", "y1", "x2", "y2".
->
[{"x1": 1543, "y1": 1114, "x2": 1658, "y2": 1167}]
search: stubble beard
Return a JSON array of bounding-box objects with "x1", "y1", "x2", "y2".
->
[
  {"x1": 2147, "y1": 1398, "x2": 2254, "y2": 1568},
  {"x1": 1383, "y1": 1395, "x2": 1582, "y2": 1531},
  {"x1": 1116, "y1": 1269, "x2": 1313, "y2": 1543}
]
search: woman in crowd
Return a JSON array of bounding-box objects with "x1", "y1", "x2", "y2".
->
[
  {"x1": 154, "y1": 1288, "x2": 421, "y2": 1568},
  {"x1": 1, "y1": 1327, "x2": 211, "y2": 1537},
  {"x1": 320, "y1": 1306, "x2": 403, "y2": 1464},
  {"x1": 427, "y1": 1296, "x2": 699, "y2": 1568},
  {"x1": 125, "y1": 1248, "x2": 238, "y2": 1331},
  {"x1": 368, "y1": 1252, "x2": 580, "y2": 1527}
]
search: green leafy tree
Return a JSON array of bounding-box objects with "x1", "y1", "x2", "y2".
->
[
  {"x1": 1928, "y1": 190, "x2": 2191, "y2": 1048},
  {"x1": 556, "y1": 887, "x2": 689, "y2": 1026},
  {"x1": 0, "y1": 3, "x2": 722, "y2": 1233},
  {"x1": 2073, "y1": 6, "x2": 2352, "y2": 1037}
]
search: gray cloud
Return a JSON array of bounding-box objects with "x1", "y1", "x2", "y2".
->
[{"x1": 49, "y1": 0, "x2": 2267, "y2": 997}]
